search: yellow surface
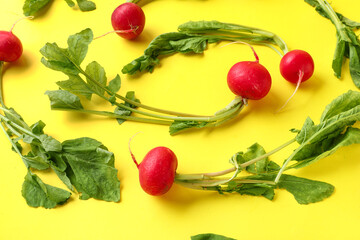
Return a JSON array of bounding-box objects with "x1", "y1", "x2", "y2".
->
[{"x1": 0, "y1": 0, "x2": 360, "y2": 239}]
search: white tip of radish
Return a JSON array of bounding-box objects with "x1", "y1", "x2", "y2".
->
[
  {"x1": 10, "y1": 16, "x2": 34, "y2": 33},
  {"x1": 94, "y1": 27, "x2": 140, "y2": 40},
  {"x1": 276, "y1": 71, "x2": 304, "y2": 113},
  {"x1": 128, "y1": 131, "x2": 142, "y2": 168}
]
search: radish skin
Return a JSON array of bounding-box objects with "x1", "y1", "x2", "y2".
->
[
  {"x1": 111, "y1": 3, "x2": 145, "y2": 40},
  {"x1": 131, "y1": 146, "x2": 178, "y2": 196},
  {"x1": 278, "y1": 50, "x2": 314, "y2": 111},
  {"x1": 226, "y1": 42, "x2": 272, "y2": 100}
]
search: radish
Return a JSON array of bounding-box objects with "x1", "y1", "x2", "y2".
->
[
  {"x1": 226, "y1": 43, "x2": 272, "y2": 100},
  {"x1": 0, "y1": 17, "x2": 33, "y2": 63},
  {"x1": 111, "y1": 2, "x2": 145, "y2": 40},
  {"x1": 278, "y1": 49, "x2": 314, "y2": 111},
  {"x1": 130, "y1": 146, "x2": 178, "y2": 196}
]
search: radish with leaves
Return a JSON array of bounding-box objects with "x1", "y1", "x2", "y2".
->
[
  {"x1": 130, "y1": 91, "x2": 360, "y2": 204},
  {"x1": 42, "y1": 28, "x2": 274, "y2": 135}
]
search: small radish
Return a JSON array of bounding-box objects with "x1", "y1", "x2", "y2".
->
[
  {"x1": 130, "y1": 143, "x2": 178, "y2": 196},
  {"x1": 226, "y1": 42, "x2": 272, "y2": 100},
  {"x1": 278, "y1": 49, "x2": 314, "y2": 111},
  {"x1": 0, "y1": 17, "x2": 32, "y2": 63},
  {"x1": 0, "y1": 31, "x2": 22, "y2": 62},
  {"x1": 111, "y1": 2, "x2": 145, "y2": 40}
]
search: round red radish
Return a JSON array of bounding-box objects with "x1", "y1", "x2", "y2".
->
[
  {"x1": 227, "y1": 61, "x2": 272, "y2": 100},
  {"x1": 280, "y1": 50, "x2": 314, "y2": 84},
  {"x1": 0, "y1": 31, "x2": 23, "y2": 62},
  {"x1": 136, "y1": 147, "x2": 178, "y2": 196},
  {"x1": 111, "y1": 3, "x2": 145, "y2": 40}
]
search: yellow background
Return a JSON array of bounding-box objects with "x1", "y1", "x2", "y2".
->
[{"x1": 1, "y1": 0, "x2": 360, "y2": 239}]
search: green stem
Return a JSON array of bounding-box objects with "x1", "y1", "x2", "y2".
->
[
  {"x1": 0, "y1": 114, "x2": 38, "y2": 139},
  {"x1": 115, "y1": 99, "x2": 242, "y2": 122},
  {"x1": 0, "y1": 62, "x2": 5, "y2": 108},
  {"x1": 315, "y1": 0, "x2": 353, "y2": 44},
  {"x1": 58, "y1": 108, "x2": 173, "y2": 125},
  {"x1": 176, "y1": 138, "x2": 296, "y2": 183},
  {"x1": 77, "y1": 67, "x2": 209, "y2": 118},
  {"x1": 0, "y1": 120, "x2": 29, "y2": 168}
]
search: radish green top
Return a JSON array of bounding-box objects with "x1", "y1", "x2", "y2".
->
[
  {"x1": 0, "y1": 61, "x2": 120, "y2": 209},
  {"x1": 306, "y1": 0, "x2": 360, "y2": 88},
  {"x1": 175, "y1": 90, "x2": 360, "y2": 204},
  {"x1": 122, "y1": 20, "x2": 288, "y2": 75},
  {"x1": 41, "y1": 28, "x2": 251, "y2": 135}
]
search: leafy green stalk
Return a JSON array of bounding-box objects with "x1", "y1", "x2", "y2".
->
[
  {"x1": 122, "y1": 20, "x2": 288, "y2": 75},
  {"x1": 305, "y1": 0, "x2": 360, "y2": 88},
  {"x1": 42, "y1": 28, "x2": 248, "y2": 135},
  {"x1": 23, "y1": 0, "x2": 96, "y2": 17},
  {"x1": 0, "y1": 62, "x2": 120, "y2": 208},
  {"x1": 175, "y1": 91, "x2": 360, "y2": 204}
]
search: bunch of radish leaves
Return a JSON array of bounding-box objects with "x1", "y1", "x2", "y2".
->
[
  {"x1": 305, "y1": 0, "x2": 360, "y2": 88},
  {"x1": 175, "y1": 90, "x2": 360, "y2": 204},
  {"x1": 0, "y1": 61, "x2": 120, "y2": 209},
  {"x1": 122, "y1": 20, "x2": 288, "y2": 75},
  {"x1": 23, "y1": 0, "x2": 96, "y2": 17},
  {"x1": 42, "y1": 28, "x2": 248, "y2": 135}
]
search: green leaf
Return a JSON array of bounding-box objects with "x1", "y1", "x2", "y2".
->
[
  {"x1": 115, "y1": 91, "x2": 140, "y2": 125},
  {"x1": 45, "y1": 90, "x2": 84, "y2": 110},
  {"x1": 22, "y1": 155, "x2": 50, "y2": 170},
  {"x1": 30, "y1": 120, "x2": 46, "y2": 135},
  {"x1": 62, "y1": 137, "x2": 114, "y2": 165},
  {"x1": 331, "y1": 37, "x2": 346, "y2": 79},
  {"x1": 191, "y1": 233, "x2": 236, "y2": 240},
  {"x1": 22, "y1": 171, "x2": 71, "y2": 209},
  {"x1": 23, "y1": 0, "x2": 52, "y2": 16},
  {"x1": 278, "y1": 175, "x2": 334, "y2": 204},
  {"x1": 122, "y1": 32, "x2": 219, "y2": 75},
  {"x1": 224, "y1": 181, "x2": 275, "y2": 200},
  {"x1": 39, "y1": 134, "x2": 62, "y2": 152},
  {"x1": 67, "y1": 28, "x2": 93, "y2": 65},
  {"x1": 107, "y1": 74, "x2": 121, "y2": 93},
  {"x1": 41, "y1": 29, "x2": 93, "y2": 75},
  {"x1": 64, "y1": 0, "x2": 75, "y2": 7},
  {"x1": 320, "y1": 90, "x2": 360, "y2": 122},
  {"x1": 349, "y1": 45, "x2": 360, "y2": 88},
  {"x1": 169, "y1": 121, "x2": 209, "y2": 135},
  {"x1": 85, "y1": 61, "x2": 107, "y2": 95},
  {"x1": 232, "y1": 143, "x2": 279, "y2": 174},
  {"x1": 40, "y1": 43, "x2": 80, "y2": 75},
  {"x1": 76, "y1": 0, "x2": 96, "y2": 11},
  {"x1": 61, "y1": 137, "x2": 120, "y2": 202},
  {"x1": 64, "y1": 154, "x2": 120, "y2": 201},
  {"x1": 56, "y1": 74, "x2": 94, "y2": 100},
  {"x1": 291, "y1": 127, "x2": 360, "y2": 169}
]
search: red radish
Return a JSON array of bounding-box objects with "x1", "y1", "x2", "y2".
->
[
  {"x1": 226, "y1": 43, "x2": 272, "y2": 100},
  {"x1": 111, "y1": 2, "x2": 145, "y2": 40},
  {"x1": 0, "y1": 31, "x2": 22, "y2": 62},
  {"x1": 130, "y1": 146, "x2": 178, "y2": 196},
  {"x1": 278, "y1": 50, "x2": 314, "y2": 111},
  {"x1": 0, "y1": 17, "x2": 32, "y2": 63}
]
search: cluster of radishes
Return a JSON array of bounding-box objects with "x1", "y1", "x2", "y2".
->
[
  {"x1": 133, "y1": 48, "x2": 314, "y2": 195},
  {"x1": 0, "y1": 3, "x2": 315, "y2": 197}
]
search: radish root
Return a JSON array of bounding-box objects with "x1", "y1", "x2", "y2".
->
[{"x1": 277, "y1": 71, "x2": 304, "y2": 113}]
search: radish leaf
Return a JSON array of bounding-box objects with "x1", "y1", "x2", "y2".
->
[{"x1": 22, "y1": 171, "x2": 71, "y2": 209}]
